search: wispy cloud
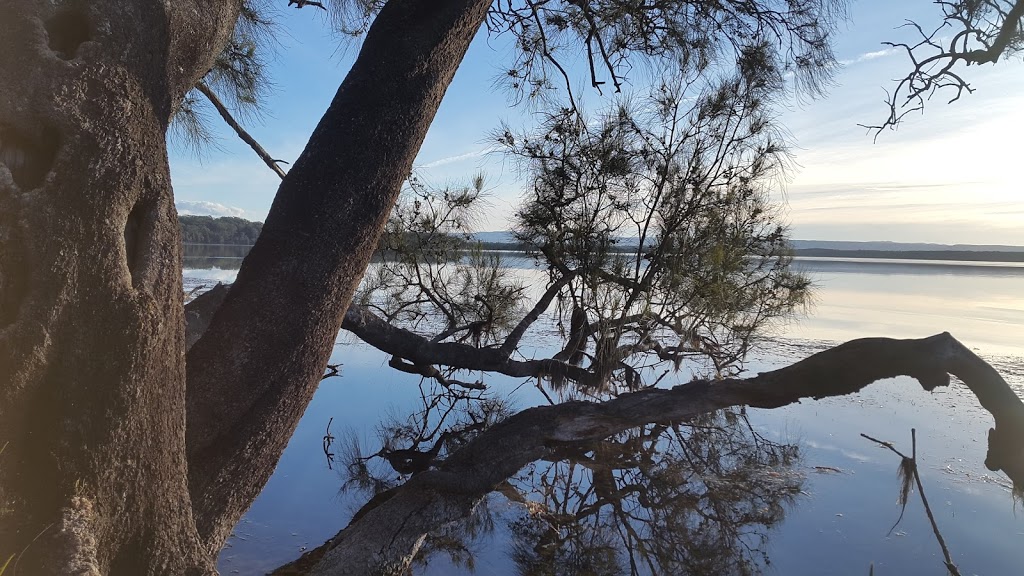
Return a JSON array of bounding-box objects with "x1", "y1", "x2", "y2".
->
[
  {"x1": 176, "y1": 200, "x2": 248, "y2": 218},
  {"x1": 838, "y1": 47, "x2": 897, "y2": 66},
  {"x1": 417, "y1": 146, "x2": 497, "y2": 169}
]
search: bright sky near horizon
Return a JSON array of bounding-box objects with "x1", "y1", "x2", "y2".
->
[{"x1": 169, "y1": 0, "x2": 1024, "y2": 245}]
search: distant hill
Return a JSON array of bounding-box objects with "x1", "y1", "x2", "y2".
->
[
  {"x1": 466, "y1": 232, "x2": 1024, "y2": 262},
  {"x1": 471, "y1": 232, "x2": 1024, "y2": 252},
  {"x1": 794, "y1": 249, "x2": 1024, "y2": 262},
  {"x1": 789, "y1": 240, "x2": 1024, "y2": 252},
  {"x1": 470, "y1": 231, "x2": 519, "y2": 245},
  {"x1": 184, "y1": 224, "x2": 1024, "y2": 262},
  {"x1": 180, "y1": 215, "x2": 263, "y2": 245}
]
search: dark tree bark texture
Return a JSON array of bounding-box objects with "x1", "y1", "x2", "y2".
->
[
  {"x1": 184, "y1": 0, "x2": 494, "y2": 552},
  {"x1": 0, "y1": 0, "x2": 238, "y2": 573},
  {"x1": 0, "y1": 0, "x2": 493, "y2": 573}
]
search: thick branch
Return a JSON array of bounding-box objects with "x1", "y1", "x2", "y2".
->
[
  {"x1": 387, "y1": 355, "x2": 486, "y2": 390},
  {"x1": 184, "y1": 0, "x2": 494, "y2": 550},
  {"x1": 342, "y1": 304, "x2": 601, "y2": 387},
  {"x1": 195, "y1": 82, "x2": 288, "y2": 179},
  {"x1": 299, "y1": 333, "x2": 1024, "y2": 575},
  {"x1": 966, "y1": 0, "x2": 1024, "y2": 64}
]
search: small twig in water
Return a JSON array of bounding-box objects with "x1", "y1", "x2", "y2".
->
[
  {"x1": 861, "y1": 429, "x2": 962, "y2": 576},
  {"x1": 323, "y1": 417, "x2": 336, "y2": 470}
]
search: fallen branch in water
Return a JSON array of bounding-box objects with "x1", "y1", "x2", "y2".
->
[{"x1": 270, "y1": 332, "x2": 1024, "y2": 576}]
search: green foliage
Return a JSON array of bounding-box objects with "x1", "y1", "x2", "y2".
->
[
  {"x1": 359, "y1": 55, "x2": 810, "y2": 396},
  {"x1": 170, "y1": 0, "x2": 278, "y2": 152},
  {"x1": 500, "y1": 59, "x2": 810, "y2": 390},
  {"x1": 179, "y1": 215, "x2": 263, "y2": 245}
]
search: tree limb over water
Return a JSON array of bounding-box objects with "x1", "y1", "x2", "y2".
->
[{"x1": 271, "y1": 332, "x2": 1024, "y2": 575}]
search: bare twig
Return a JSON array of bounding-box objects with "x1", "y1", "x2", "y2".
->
[
  {"x1": 911, "y1": 429, "x2": 962, "y2": 576},
  {"x1": 322, "y1": 363, "x2": 342, "y2": 380},
  {"x1": 865, "y1": 0, "x2": 1024, "y2": 136},
  {"x1": 323, "y1": 417, "x2": 336, "y2": 470},
  {"x1": 195, "y1": 82, "x2": 288, "y2": 179},
  {"x1": 862, "y1": 429, "x2": 962, "y2": 576}
]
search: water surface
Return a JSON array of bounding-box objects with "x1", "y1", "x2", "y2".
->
[{"x1": 186, "y1": 248, "x2": 1024, "y2": 575}]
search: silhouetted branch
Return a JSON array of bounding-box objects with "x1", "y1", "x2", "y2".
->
[
  {"x1": 387, "y1": 356, "x2": 486, "y2": 391},
  {"x1": 342, "y1": 304, "x2": 603, "y2": 388},
  {"x1": 288, "y1": 0, "x2": 327, "y2": 10},
  {"x1": 863, "y1": 429, "x2": 963, "y2": 576},
  {"x1": 292, "y1": 332, "x2": 1024, "y2": 575},
  {"x1": 499, "y1": 271, "x2": 575, "y2": 355},
  {"x1": 865, "y1": 0, "x2": 1024, "y2": 136},
  {"x1": 323, "y1": 417, "x2": 336, "y2": 470}
]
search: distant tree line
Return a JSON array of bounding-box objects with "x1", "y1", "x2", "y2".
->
[{"x1": 180, "y1": 215, "x2": 263, "y2": 245}]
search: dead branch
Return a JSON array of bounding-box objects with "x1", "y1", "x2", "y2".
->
[
  {"x1": 296, "y1": 332, "x2": 1024, "y2": 575},
  {"x1": 387, "y1": 356, "x2": 486, "y2": 391},
  {"x1": 865, "y1": 0, "x2": 1024, "y2": 136},
  {"x1": 863, "y1": 430, "x2": 962, "y2": 576},
  {"x1": 342, "y1": 304, "x2": 603, "y2": 388},
  {"x1": 195, "y1": 82, "x2": 288, "y2": 178}
]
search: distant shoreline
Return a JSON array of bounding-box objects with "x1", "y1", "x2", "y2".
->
[
  {"x1": 184, "y1": 242, "x2": 1024, "y2": 265},
  {"x1": 791, "y1": 248, "x2": 1024, "y2": 263}
]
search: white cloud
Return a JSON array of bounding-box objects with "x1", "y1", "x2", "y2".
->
[
  {"x1": 837, "y1": 47, "x2": 897, "y2": 66},
  {"x1": 416, "y1": 146, "x2": 497, "y2": 169},
  {"x1": 176, "y1": 200, "x2": 248, "y2": 218}
]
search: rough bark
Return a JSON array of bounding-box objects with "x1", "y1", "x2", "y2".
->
[
  {"x1": 183, "y1": 0, "x2": 495, "y2": 552},
  {"x1": 284, "y1": 333, "x2": 1024, "y2": 575},
  {"x1": 0, "y1": 0, "x2": 238, "y2": 573}
]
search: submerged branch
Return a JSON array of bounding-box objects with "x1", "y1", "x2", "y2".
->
[{"x1": 294, "y1": 332, "x2": 1024, "y2": 575}]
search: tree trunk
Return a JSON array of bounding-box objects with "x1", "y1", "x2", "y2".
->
[
  {"x1": 0, "y1": 0, "x2": 237, "y2": 573},
  {"x1": 1, "y1": 0, "x2": 495, "y2": 572},
  {"x1": 184, "y1": 0, "x2": 493, "y2": 551}
]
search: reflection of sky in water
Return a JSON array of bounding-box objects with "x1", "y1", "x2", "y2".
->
[
  {"x1": 192, "y1": 254, "x2": 1024, "y2": 575},
  {"x1": 184, "y1": 267, "x2": 240, "y2": 284},
  {"x1": 788, "y1": 258, "x2": 1024, "y2": 356}
]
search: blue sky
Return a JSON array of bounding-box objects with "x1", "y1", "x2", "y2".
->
[{"x1": 169, "y1": 0, "x2": 1024, "y2": 244}]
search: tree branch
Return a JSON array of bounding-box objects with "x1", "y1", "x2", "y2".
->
[
  {"x1": 183, "y1": 0, "x2": 495, "y2": 549},
  {"x1": 295, "y1": 333, "x2": 1024, "y2": 575},
  {"x1": 866, "y1": 0, "x2": 1024, "y2": 135},
  {"x1": 342, "y1": 305, "x2": 602, "y2": 387},
  {"x1": 499, "y1": 271, "x2": 575, "y2": 355},
  {"x1": 195, "y1": 81, "x2": 288, "y2": 179},
  {"x1": 387, "y1": 355, "x2": 486, "y2": 390}
]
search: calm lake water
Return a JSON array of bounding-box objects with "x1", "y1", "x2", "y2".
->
[{"x1": 184, "y1": 246, "x2": 1024, "y2": 575}]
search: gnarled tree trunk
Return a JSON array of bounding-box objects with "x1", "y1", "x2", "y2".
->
[
  {"x1": 0, "y1": 0, "x2": 236, "y2": 572},
  {"x1": 0, "y1": 0, "x2": 492, "y2": 573}
]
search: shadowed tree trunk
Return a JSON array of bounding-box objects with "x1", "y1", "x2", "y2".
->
[
  {"x1": 0, "y1": 0, "x2": 492, "y2": 572},
  {"x1": 0, "y1": 0, "x2": 238, "y2": 572}
]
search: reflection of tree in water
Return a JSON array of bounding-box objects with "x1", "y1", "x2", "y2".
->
[
  {"x1": 183, "y1": 243, "x2": 252, "y2": 270},
  {"x1": 338, "y1": 391, "x2": 802, "y2": 575},
  {"x1": 336, "y1": 381, "x2": 513, "y2": 571},
  {"x1": 507, "y1": 410, "x2": 801, "y2": 576}
]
